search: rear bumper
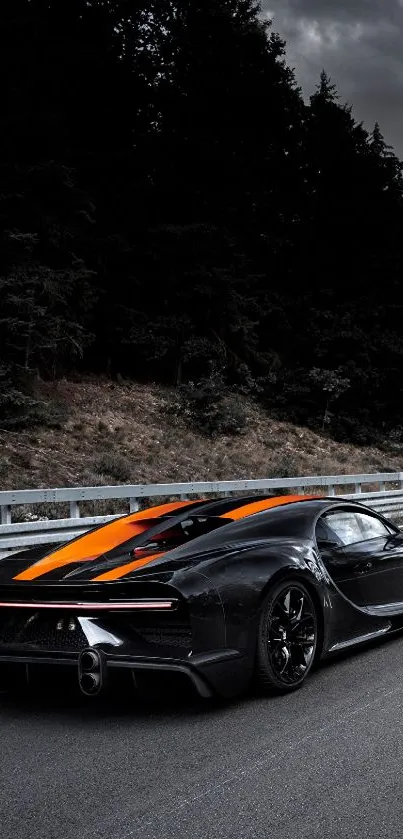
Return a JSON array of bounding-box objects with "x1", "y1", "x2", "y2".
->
[
  {"x1": 0, "y1": 580, "x2": 251, "y2": 698},
  {"x1": 0, "y1": 647, "x2": 246, "y2": 698}
]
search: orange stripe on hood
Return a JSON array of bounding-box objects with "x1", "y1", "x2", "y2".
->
[
  {"x1": 13, "y1": 500, "x2": 195, "y2": 581},
  {"x1": 91, "y1": 552, "x2": 166, "y2": 581},
  {"x1": 93, "y1": 496, "x2": 318, "y2": 581},
  {"x1": 220, "y1": 495, "x2": 318, "y2": 520}
]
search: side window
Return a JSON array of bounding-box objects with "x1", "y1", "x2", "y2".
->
[
  {"x1": 353, "y1": 513, "x2": 392, "y2": 541},
  {"x1": 320, "y1": 510, "x2": 392, "y2": 548},
  {"x1": 316, "y1": 518, "x2": 343, "y2": 546},
  {"x1": 320, "y1": 512, "x2": 362, "y2": 547}
]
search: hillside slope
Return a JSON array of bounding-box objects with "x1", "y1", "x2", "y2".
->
[{"x1": 0, "y1": 379, "x2": 401, "y2": 501}]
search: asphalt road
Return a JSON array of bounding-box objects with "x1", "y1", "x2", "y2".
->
[{"x1": 2, "y1": 637, "x2": 403, "y2": 839}]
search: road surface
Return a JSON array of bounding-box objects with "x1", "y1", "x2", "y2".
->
[{"x1": 1, "y1": 635, "x2": 403, "y2": 839}]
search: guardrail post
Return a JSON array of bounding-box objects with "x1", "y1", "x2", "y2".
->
[
  {"x1": 354, "y1": 484, "x2": 362, "y2": 494},
  {"x1": 129, "y1": 498, "x2": 139, "y2": 513},
  {"x1": 328, "y1": 486, "x2": 335, "y2": 496},
  {"x1": 1, "y1": 505, "x2": 11, "y2": 525},
  {"x1": 69, "y1": 501, "x2": 80, "y2": 519},
  {"x1": 180, "y1": 494, "x2": 188, "y2": 501},
  {"x1": 296, "y1": 487, "x2": 303, "y2": 495},
  {"x1": 379, "y1": 482, "x2": 385, "y2": 492}
]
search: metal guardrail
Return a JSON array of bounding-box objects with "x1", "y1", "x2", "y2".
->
[
  {"x1": 0, "y1": 515, "x2": 121, "y2": 550},
  {"x1": 344, "y1": 490, "x2": 403, "y2": 517},
  {"x1": 1, "y1": 473, "x2": 403, "y2": 552}
]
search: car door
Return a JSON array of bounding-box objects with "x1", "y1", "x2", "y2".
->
[{"x1": 316, "y1": 508, "x2": 403, "y2": 607}]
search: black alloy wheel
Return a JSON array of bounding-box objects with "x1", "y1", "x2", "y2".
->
[{"x1": 256, "y1": 580, "x2": 318, "y2": 693}]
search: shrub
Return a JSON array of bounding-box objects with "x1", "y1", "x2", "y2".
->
[
  {"x1": 269, "y1": 455, "x2": 300, "y2": 480},
  {"x1": 176, "y1": 373, "x2": 248, "y2": 438},
  {"x1": 0, "y1": 364, "x2": 67, "y2": 429},
  {"x1": 91, "y1": 452, "x2": 132, "y2": 482}
]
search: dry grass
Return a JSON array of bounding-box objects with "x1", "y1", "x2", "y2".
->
[{"x1": 0, "y1": 376, "x2": 401, "y2": 519}]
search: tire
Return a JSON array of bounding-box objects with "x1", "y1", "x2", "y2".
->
[{"x1": 255, "y1": 579, "x2": 318, "y2": 694}]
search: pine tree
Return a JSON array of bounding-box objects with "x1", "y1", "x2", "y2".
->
[{"x1": 96, "y1": 1, "x2": 305, "y2": 384}]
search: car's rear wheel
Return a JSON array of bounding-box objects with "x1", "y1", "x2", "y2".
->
[{"x1": 256, "y1": 580, "x2": 318, "y2": 694}]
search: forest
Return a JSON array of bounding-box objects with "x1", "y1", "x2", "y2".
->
[{"x1": 2, "y1": 0, "x2": 403, "y2": 445}]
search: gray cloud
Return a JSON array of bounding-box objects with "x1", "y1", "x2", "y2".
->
[{"x1": 261, "y1": 0, "x2": 403, "y2": 155}]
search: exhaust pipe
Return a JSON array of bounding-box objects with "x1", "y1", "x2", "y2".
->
[
  {"x1": 80, "y1": 650, "x2": 99, "y2": 673},
  {"x1": 78, "y1": 648, "x2": 107, "y2": 696},
  {"x1": 80, "y1": 672, "x2": 101, "y2": 695}
]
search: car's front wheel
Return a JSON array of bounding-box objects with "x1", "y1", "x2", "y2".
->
[{"x1": 255, "y1": 580, "x2": 319, "y2": 693}]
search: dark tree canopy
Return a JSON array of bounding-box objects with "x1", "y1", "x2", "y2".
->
[{"x1": 2, "y1": 0, "x2": 403, "y2": 443}]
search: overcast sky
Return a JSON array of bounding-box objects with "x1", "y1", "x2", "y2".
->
[{"x1": 261, "y1": 0, "x2": 403, "y2": 156}]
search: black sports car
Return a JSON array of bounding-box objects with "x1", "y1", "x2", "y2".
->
[{"x1": 0, "y1": 493, "x2": 403, "y2": 698}]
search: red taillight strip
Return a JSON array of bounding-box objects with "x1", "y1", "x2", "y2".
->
[{"x1": 0, "y1": 600, "x2": 177, "y2": 611}]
